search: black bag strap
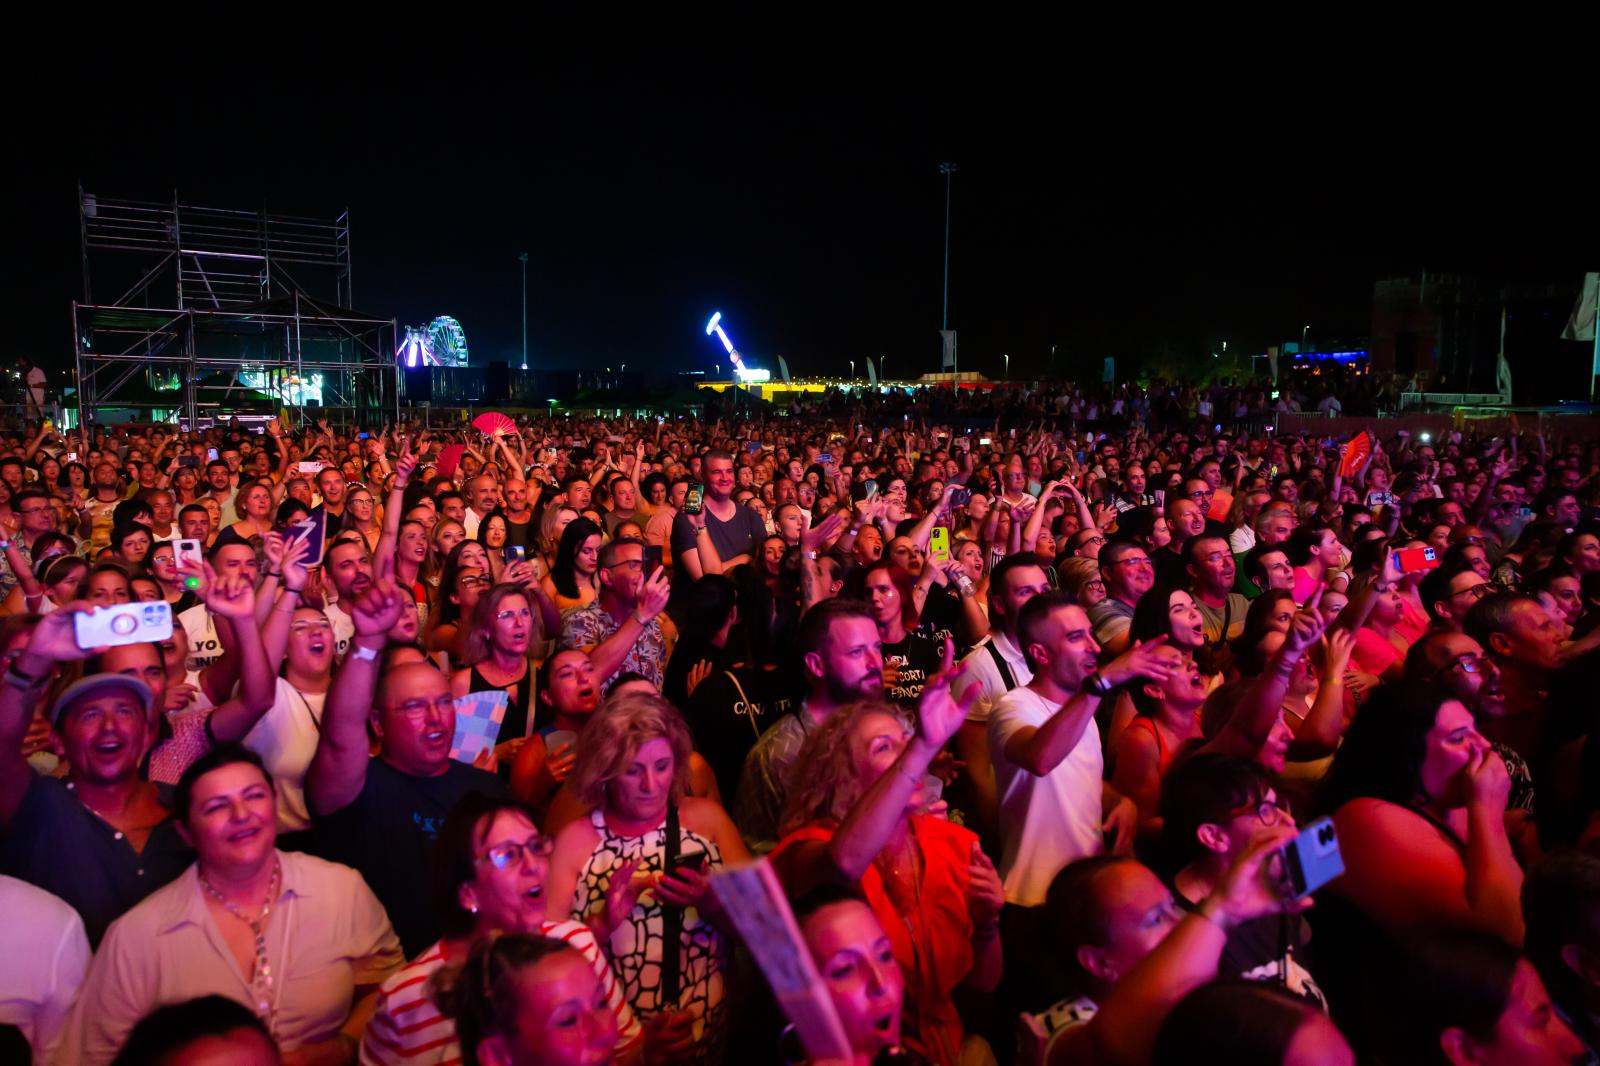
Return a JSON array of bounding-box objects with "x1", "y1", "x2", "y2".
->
[
  {"x1": 985, "y1": 638, "x2": 1018, "y2": 692},
  {"x1": 661, "y1": 801, "x2": 683, "y2": 1007}
]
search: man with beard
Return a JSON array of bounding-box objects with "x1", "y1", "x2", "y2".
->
[
  {"x1": 307, "y1": 569, "x2": 506, "y2": 957},
  {"x1": 733, "y1": 598, "x2": 885, "y2": 852},
  {"x1": 82, "y1": 462, "x2": 126, "y2": 551},
  {"x1": 1089, "y1": 541, "x2": 1156, "y2": 655},
  {"x1": 1405, "y1": 631, "x2": 1536, "y2": 815},
  {"x1": 500, "y1": 478, "x2": 540, "y2": 553},
  {"x1": 319, "y1": 539, "x2": 373, "y2": 658},
  {"x1": 558, "y1": 537, "x2": 670, "y2": 691}
]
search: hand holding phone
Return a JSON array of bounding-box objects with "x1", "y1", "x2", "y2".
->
[
  {"x1": 1391, "y1": 546, "x2": 1440, "y2": 575},
  {"x1": 74, "y1": 601, "x2": 173, "y2": 650}
]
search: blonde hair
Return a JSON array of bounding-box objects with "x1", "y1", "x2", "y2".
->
[
  {"x1": 778, "y1": 701, "x2": 912, "y2": 836},
  {"x1": 1057, "y1": 556, "x2": 1101, "y2": 601},
  {"x1": 571, "y1": 691, "x2": 693, "y2": 809}
]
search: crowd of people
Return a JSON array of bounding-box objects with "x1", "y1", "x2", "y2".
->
[{"x1": 0, "y1": 383, "x2": 1596, "y2": 1066}]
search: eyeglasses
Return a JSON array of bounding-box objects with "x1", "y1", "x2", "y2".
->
[
  {"x1": 477, "y1": 834, "x2": 554, "y2": 870},
  {"x1": 385, "y1": 696, "x2": 456, "y2": 721},
  {"x1": 18, "y1": 506, "x2": 51, "y2": 515},
  {"x1": 1112, "y1": 556, "x2": 1153, "y2": 569},
  {"x1": 1450, "y1": 583, "x2": 1491, "y2": 601},
  {"x1": 1233, "y1": 798, "x2": 1290, "y2": 827},
  {"x1": 607, "y1": 559, "x2": 643, "y2": 572},
  {"x1": 1433, "y1": 654, "x2": 1487, "y2": 680},
  {"x1": 290, "y1": 620, "x2": 334, "y2": 634},
  {"x1": 458, "y1": 574, "x2": 490, "y2": 589},
  {"x1": 495, "y1": 607, "x2": 533, "y2": 622}
]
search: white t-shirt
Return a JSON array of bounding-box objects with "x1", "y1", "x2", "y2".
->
[
  {"x1": 324, "y1": 602, "x2": 355, "y2": 660},
  {"x1": 987, "y1": 687, "x2": 1105, "y2": 906},
  {"x1": 0, "y1": 876, "x2": 90, "y2": 1063},
  {"x1": 242, "y1": 677, "x2": 327, "y2": 832},
  {"x1": 955, "y1": 631, "x2": 1033, "y2": 726},
  {"x1": 178, "y1": 602, "x2": 222, "y2": 674}
]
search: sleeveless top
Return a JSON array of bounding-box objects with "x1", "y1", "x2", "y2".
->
[
  {"x1": 468, "y1": 661, "x2": 532, "y2": 746},
  {"x1": 574, "y1": 808, "x2": 730, "y2": 1064}
]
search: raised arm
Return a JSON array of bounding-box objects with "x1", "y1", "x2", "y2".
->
[
  {"x1": 190, "y1": 563, "x2": 276, "y2": 742},
  {"x1": 307, "y1": 566, "x2": 405, "y2": 816},
  {"x1": 373, "y1": 447, "x2": 417, "y2": 581},
  {"x1": 578, "y1": 568, "x2": 671, "y2": 685},
  {"x1": 1209, "y1": 591, "x2": 1325, "y2": 757},
  {"x1": 1004, "y1": 640, "x2": 1175, "y2": 777},
  {"x1": 774, "y1": 645, "x2": 975, "y2": 895},
  {"x1": 0, "y1": 606, "x2": 99, "y2": 825}
]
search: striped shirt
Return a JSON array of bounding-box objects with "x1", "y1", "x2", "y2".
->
[{"x1": 359, "y1": 920, "x2": 641, "y2": 1065}]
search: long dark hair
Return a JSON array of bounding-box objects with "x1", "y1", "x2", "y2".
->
[
  {"x1": 1318, "y1": 680, "x2": 1453, "y2": 815},
  {"x1": 550, "y1": 517, "x2": 603, "y2": 600},
  {"x1": 1152, "y1": 981, "x2": 1318, "y2": 1066}
]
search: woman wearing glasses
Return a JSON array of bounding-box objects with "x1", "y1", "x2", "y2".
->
[
  {"x1": 66, "y1": 745, "x2": 402, "y2": 1065},
  {"x1": 361, "y1": 794, "x2": 641, "y2": 1066},
  {"x1": 451, "y1": 584, "x2": 545, "y2": 771},
  {"x1": 341, "y1": 485, "x2": 382, "y2": 557}
]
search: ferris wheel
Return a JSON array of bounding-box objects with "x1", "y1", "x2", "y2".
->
[
  {"x1": 427, "y1": 316, "x2": 469, "y2": 367},
  {"x1": 399, "y1": 315, "x2": 470, "y2": 367}
]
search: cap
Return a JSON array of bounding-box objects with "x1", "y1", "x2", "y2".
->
[{"x1": 49, "y1": 674, "x2": 154, "y2": 725}]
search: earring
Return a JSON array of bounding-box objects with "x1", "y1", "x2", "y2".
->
[{"x1": 469, "y1": 905, "x2": 478, "y2": 914}]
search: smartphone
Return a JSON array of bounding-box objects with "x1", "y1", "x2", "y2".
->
[
  {"x1": 948, "y1": 487, "x2": 972, "y2": 508},
  {"x1": 745, "y1": 441, "x2": 762, "y2": 454},
  {"x1": 1392, "y1": 546, "x2": 1440, "y2": 574},
  {"x1": 864, "y1": 479, "x2": 879, "y2": 501},
  {"x1": 66, "y1": 451, "x2": 78, "y2": 463},
  {"x1": 683, "y1": 484, "x2": 705, "y2": 516},
  {"x1": 817, "y1": 453, "x2": 833, "y2": 464},
  {"x1": 668, "y1": 849, "x2": 710, "y2": 878},
  {"x1": 207, "y1": 448, "x2": 219, "y2": 462},
  {"x1": 930, "y1": 526, "x2": 950, "y2": 563},
  {"x1": 1279, "y1": 817, "x2": 1345, "y2": 899},
  {"x1": 177, "y1": 455, "x2": 199, "y2": 469},
  {"x1": 174, "y1": 538, "x2": 204, "y2": 569},
  {"x1": 358, "y1": 432, "x2": 369, "y2": 440},
  {"x1": 74, "y1": 601, "x2": 173, "y2": 650},
  {"x1": 508, "y1": 545, "x2": 527, "y2": 562},
  {"x1": 296, "y1": 461, "x2": 324, "y2": 474},
  {"x1": 978, "y1": 437, "x2": 992, "y2": 446},
  {"x1": 643, "y1": 544, "x2": 664, "y2": 576}
]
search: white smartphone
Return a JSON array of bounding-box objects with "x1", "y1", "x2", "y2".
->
[
  {"x1": 174, "y1": 538, "x2": 204, "y2": 569},
  {"x1": 74, "y1": 601, "x2": 173, "y2": 650}
]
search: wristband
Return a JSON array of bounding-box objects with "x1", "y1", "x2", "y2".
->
[
  {"x1": 4, "y1": 663, "x2": 48, "y2": 692},
  {"x1": 350, "y1": 643, "x2": 380, "y2": 662},
  {"x1": 265, "y1": 570, "x2": 282, "y2": 579},
  {"x1": 1083, "y1": 672, "x2": 1113, "y2": 698}
]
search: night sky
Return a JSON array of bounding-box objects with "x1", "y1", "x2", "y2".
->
[{"x1": 12, "y1": 18, "x2": 1595, "y2": 382}]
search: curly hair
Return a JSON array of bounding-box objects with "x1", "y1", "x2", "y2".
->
[
  {"x1": 778, "y1": 700, "x2": 912, "y2": 837},
  {"x1": 570, "y1": 691, "x2": 693, "y2": 810}
]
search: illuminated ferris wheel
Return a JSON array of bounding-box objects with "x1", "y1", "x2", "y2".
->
[{"x1": 400, "y1": 315, "x2": 470, "y2": 367}]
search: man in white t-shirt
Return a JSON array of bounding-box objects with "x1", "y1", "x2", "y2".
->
[
  {"x1": 0, "y1": 875, "x2": 90, "y2": 1063},
  {"x1": 953, "y1": 553, "x2": 1053, "y2": 843},
  {"x1": 988, "y1": 591, "x2": 1174, "y2": 907}
]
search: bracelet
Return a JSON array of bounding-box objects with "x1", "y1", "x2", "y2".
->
[
  {"x1": 283, "y1": 585, "x2": 304, "y2": 595},
  {"x1": 265, "y1": 570, "x2": 282, "y2": 578},
  {"x1": 3, "y1": 663, "x2": 48, "y2": 692}
]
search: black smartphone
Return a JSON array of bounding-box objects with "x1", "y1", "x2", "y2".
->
[
  {"x1": 668, "y1": 849, "x2": 709, "y2": 877},
  {"x1": 177, "y1": 455, "x2": 198, "y2": 468},
  {"x1": 643, "y1": 544, "x2": 663, "y2": 576},
  {"x1": 948, "y1": 487, "x2": 972, "y2": 508}
]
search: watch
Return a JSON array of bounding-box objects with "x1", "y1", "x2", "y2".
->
[{"x1": 1084, "y1": 672, "x2": 1114, "y2": 698}]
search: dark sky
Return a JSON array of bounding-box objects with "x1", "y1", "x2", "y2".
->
[{"x1": 11, "y1": 17, "x2": 1595, "y2": 382}]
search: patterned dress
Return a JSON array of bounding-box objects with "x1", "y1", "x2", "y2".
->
[{"x1": 573, "y1": 808, "x2": 729, "y2": 1063}]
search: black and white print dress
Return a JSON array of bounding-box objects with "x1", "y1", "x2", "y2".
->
[{"x1": 573, "y1": 808, "x2": 730, "y2": 1063}]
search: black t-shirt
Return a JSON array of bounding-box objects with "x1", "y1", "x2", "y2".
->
[
  {"x1": 311, "y1": 757, "x2": 507, "y2": 957},
  {"x1": 0, "y1": 776, "x2": 192, "y2": 946},
  {"x1": 1153, "y1": 547, "x2": 1189, "y2": 591},
  {"x1": 1170, "y1": 882, "x2": 1328, "y2": 1011},
  {"x1": 918, "y1": 585, "x2": 965, "y2": 653},
  {"x1": 882, "y1": 629, "x2": 946, "y2": 707},
  {"x1": 685, "y1": 664, "x2": 793, "y2": 802},
  {"x1": 670, "y1": 502, "x2": 767, "y2": 570},
  {"x1": 504, "y1": 515, "x2": 538, "y2": 553}
]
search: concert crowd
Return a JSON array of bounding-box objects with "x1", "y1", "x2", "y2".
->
[{"x1": 0, "y1": 378, "x2": 1595, "y2": 1066}]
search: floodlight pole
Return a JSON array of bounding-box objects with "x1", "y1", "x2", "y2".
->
[
  {"x1": 518, "y1": 253, "x2": 529, "y2": 369},
  {"x1": 940, "y1": 162, "x2": 957, "y2": 381}
]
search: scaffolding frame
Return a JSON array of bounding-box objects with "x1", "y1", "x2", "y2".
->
[{"x1": 74, "y1": 188, "x2": 396, "y2": 429}]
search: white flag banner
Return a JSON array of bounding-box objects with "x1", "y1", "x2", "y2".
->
[
  {"x1": 1562, "y1": 272, "x2": 1598, "y2": 342},
  {"x1": 939, "y1": 329, "x2": 957, "y2": 369}
]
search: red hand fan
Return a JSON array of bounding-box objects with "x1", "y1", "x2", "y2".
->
[
  {"x1": 472, "y1": 411, "x2": 515, "y2": 437},
  {"x1": 436, "y1": 444, "x2": 466, "y2": 478},
  {"x1": 1338, "y1": 432, "x2": 1371, "y2": 478}
]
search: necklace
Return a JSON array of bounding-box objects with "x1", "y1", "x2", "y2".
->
[{"x1": 199, "y1": 858, "x2": 283, "y2": 1036}]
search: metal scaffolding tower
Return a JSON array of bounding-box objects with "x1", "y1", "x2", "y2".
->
[{"x1": 73, "y1": 188, "x2": 397, "y2": 429}]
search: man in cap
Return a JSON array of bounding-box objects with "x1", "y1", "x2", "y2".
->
[{"x1": 0, "y1": 606, "x2": 193, "y2": 944}]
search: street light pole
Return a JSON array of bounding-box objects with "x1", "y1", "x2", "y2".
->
[
  {"x1": 518, "y1": 252, "x2": 529, "y2": 369},
  {"x1": 1003, "y1": 352, "x2": 1009, "y2": 382},
  {"x1": 940, "y1": 162, "x2": 957, "y2": 382},
  {"x1": 1301, "y1": 324, "x2": 1310, "y2": 351},
  {"x1": 849, "y1": 359, "x2": 854, "y2": 380}
]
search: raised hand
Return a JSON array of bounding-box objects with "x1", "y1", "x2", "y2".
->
[
  {"x1": 634, "y1": 567, "x2": 670, "y2": 623},
  {"x1": 1102, "y1": 793, "x2": 1138, "y2": 855},
  {"x1": 280, "y1": 534, "x2": 312, "y2": 592},
  {"x1": 1283, "y1": 588, "x2": 1327, "y2": 656},
  {"x1": 1464, "y1": 745, "x2": 1512, "y2": 813},
  {"x1": 1205, "y1": 826, "x2": 1311, "y2": 928},
  {"x1": 685, "y1": 659, "x2": 714, "y2": 699},
  {"x1": 19, "y1": 601, "x2": 102, "y2": 668},
  {"x1": 351, "y1": 577, "x2": 404, "y2": 638},
  {"x1": 913, "y1": 639, "x2": 979, "y2": 751},
  {"x1": 1098, "y1": 636, "x2": 1175, "y2": 688},
  {"x1": 801, "y1": 510, "x2": 846, "y2": 553},
  {"x1": 203, "y1": 566, "x2": 257, "y2": 621}
]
